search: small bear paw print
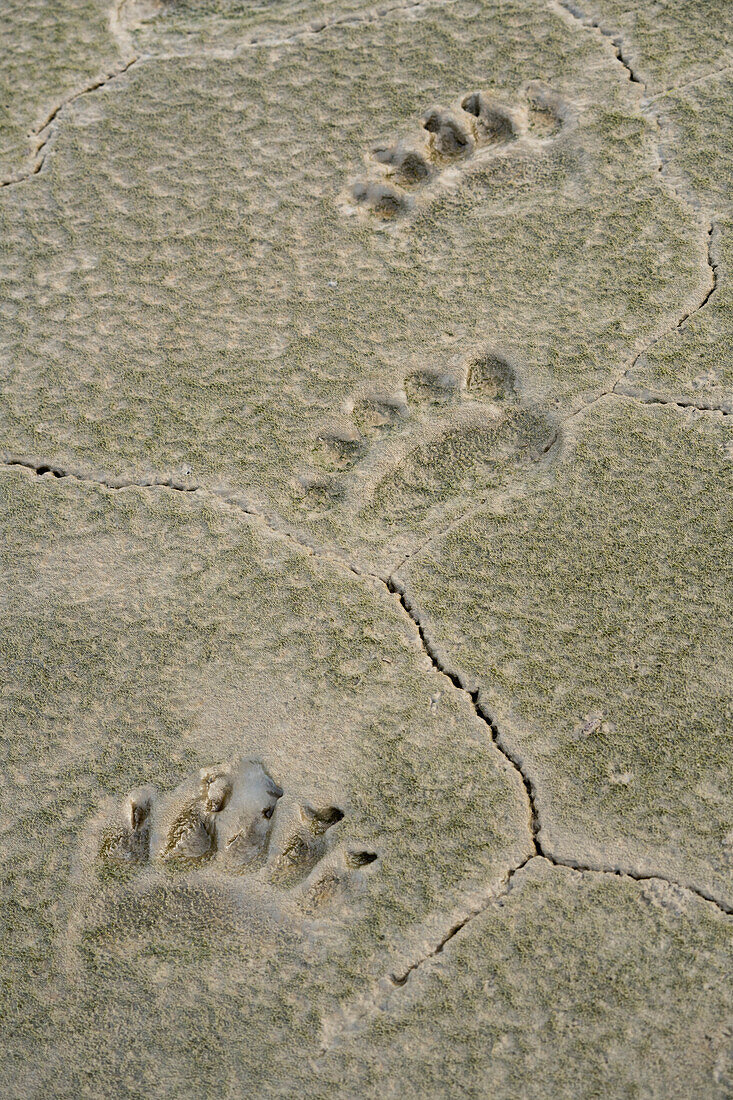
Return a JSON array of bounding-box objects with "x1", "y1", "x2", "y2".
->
[
  {"x1": 344, "y1": 82, "x2": 569, "y2": 221},
  {"x1": 306, "y1": 348, "x2": 521, "y2": 508}
]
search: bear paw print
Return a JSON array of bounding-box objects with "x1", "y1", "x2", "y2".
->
[
  {"x1": 97, "y1": 759, "x2": 379, "y2": 913},
  {"x1": 306, "y1": 350, "x2": 521, "y2": 508},
  {"x1": 346, "y1": 83, "x2": 569, "y2": 221}
]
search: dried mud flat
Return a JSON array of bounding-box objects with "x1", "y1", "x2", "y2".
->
[{"x1": 1, "y1": 0, "x2": 732, "y2": 1097}]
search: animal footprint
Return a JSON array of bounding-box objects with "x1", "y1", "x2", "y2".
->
[
  {"x1": 346, "y1": 82, "x2": 567, "y2": 221},
  {"x1": 372, "y1": 144, "x2": 433, "y2": 186},
  {"x1": 306, "y1": 347, "x2": 528, "y2": 519},
  {"x1": 269, "y1": 805, "x2": 344, "y2": 886},
  {"x1": 99, "y1": 786, "x2": 154, "y2": 866},
  {"x1": 95, "y1": 758, "x2": 378, "y2": 911},
  {"x1": 421, "y1": 109, "x2": 474, "y2": 160},
  {"x1": 524, "y1": 81, "x2": 566, "y2": 139},
  {"x1": 465, "y1": 352, "x2": 517, "y2": 401},
  {"x1": 404, "y1": 367, "x2": 462, "y2": 405},
  {"x1": 461, "y1": 93, "x2": 517, "y2": 146},
  {"x1": 352, "y1": 180, "x2": 411, "y2": 220}
]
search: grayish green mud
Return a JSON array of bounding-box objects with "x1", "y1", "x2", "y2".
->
[{"x1": 1, "y1": 0, "x2": 731, "y2": 1095}]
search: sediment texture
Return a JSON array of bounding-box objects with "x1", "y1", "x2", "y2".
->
[{"x1": 1, "y1": 0, "x2": 731, "y2": 1095}]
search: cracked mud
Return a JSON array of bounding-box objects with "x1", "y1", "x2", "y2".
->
[{"x1": 1, "y1": 0, "x2": 732, "y2": 1097}]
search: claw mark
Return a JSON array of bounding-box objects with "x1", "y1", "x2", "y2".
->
[
  {"x1": 200, "y1": 768, "x2": 233, "y2": 813},
  {"x1": 218, "y1": 762, "x2": 284, "y2": 870},
  {"x1": 270, "y1": 805, "x2": 344, "y2": 887},
  {"x1": 163, "y1": 801, "x2": 218, "y2": 864},
  {"x1": 346, "y1": 850, "x2": 378, "y2": 868},
  {"x1": 100, "y1": 786, "x2": 154, "y2": 866},
  {"x1": 524, "y1": 82, "x2": 565, "y2": 138},
  {"x1": 304, "y1": 805, "x2": 345, "y2": 834},
  {"x1": 422, "y1": 109, "x2": 473, "y2": 160},
  {"x1": 461, "y1": 93, "x2": 517, "y2": 145}
]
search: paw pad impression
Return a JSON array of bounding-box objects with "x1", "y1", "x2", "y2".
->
[
  {"x1": 97, "y1": 759, "x2": 378, "y2": 905},
  {"x1": 346, "y1": 82, "x2": 568, "y2": 221}
]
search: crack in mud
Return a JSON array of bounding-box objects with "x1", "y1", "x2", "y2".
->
[
  {"x1": 114, "y1": 0, "x2": 441, "y2": 62},
  {"x1": 386, "y1": 575, "x2": 540, "y2": 845},
  {"x1": 0, "y1": 0, "x2": 440, "y2": 190},
  {"x1": 389, "y1": 856, "x2": 536, "y2": 986},
  {"x1": 615, "y1": 392, "x2": 731, "y2": 417},
  {"x1": 4, "y1": 456, "x2": 197, "y2": 493},
  {"x1": 552, "y1": 0, "x2": 727, "y2": 415},
  {"x1": 696, "y1": 223, "x2": 719, "y2": 314},
  {"x1": 383, "y1": 577, "x2": 733, "y2": 986},
  {"x1": 626, "y1": 221, "x2": 718, "y2": 356},
  {"x1": 388, "y1": 855, "x2": 733, "y2": 987},
  {"x1": 650, "y1": 64, "x2": 733, "y2": 103},
  {"x1": 0, "y1": 57, "x2": 140, "y2": 190},
  {"x1": 610, "y1": 221, "x2": 723, "y2": 402},
  {"x1": 1, "y1": 456, "x2": 367, "y2": 580},
  {"x1": 0, "y1": 0, "x2": 437, "y2": 188},
  {"x1": 230, "y1": 0, "x2": 430, "y2": 49},
  {"x1": 554, "y1": 0, "x2": 643, "y2": 87}
]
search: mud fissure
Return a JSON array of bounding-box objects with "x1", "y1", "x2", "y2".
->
[
  {"x1": 386, "y1": 576, "x2": 541, "y2": 845},
  {"x1": 0, "y1": 57, "x2": 140, "y2": 190},
  {"x1": 383, "y1": 575, "x2": 733, "y2": 986},
  {"x1": 390, "y1": 856, "x2": 536, "y2": 985},
  {"x1": 1, "y1": 456, "x2": 367, "y2": 579},
  {"x1": 554, "y1": 3, "x2": 724, "y2": 413},
  {"x1": 610, "y1": 222, "x2": 724, "y2": 405},
  {"x1": 617, "y1": 393, "x2": 731, "y2": 416},
  {"x1": 555, "y1": 1, "x2": 643, "y2": 87},
  {"x1": 0, "y1": 0, "x2": 437, "y2": 194},
  {"x1": 389, "y1": 853, "x2": 733, "y2": 987}
]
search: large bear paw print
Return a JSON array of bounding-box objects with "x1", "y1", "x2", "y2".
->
[{"x1": 97, "y1": 759, "x2": 379, "y2": 911}]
